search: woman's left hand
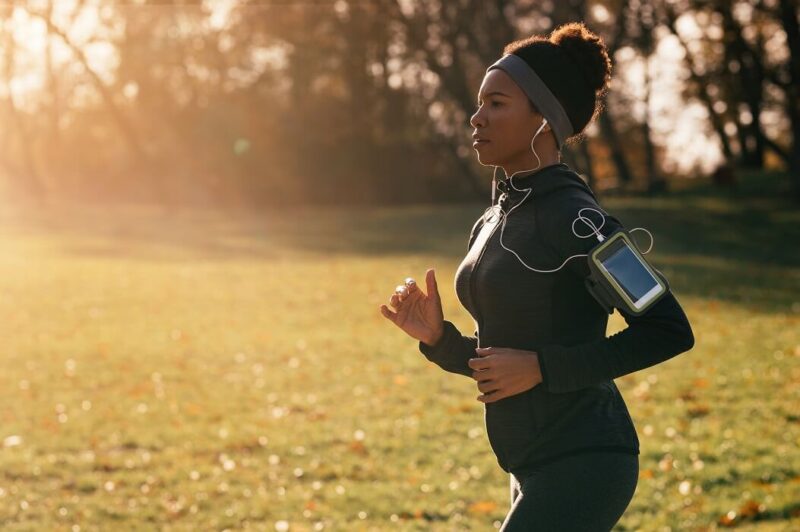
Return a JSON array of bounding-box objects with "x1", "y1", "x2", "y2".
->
[{"x1": 468, "y1": 347, "x2": 543, "y2": 403}]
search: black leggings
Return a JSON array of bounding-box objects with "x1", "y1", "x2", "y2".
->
[{"x1": 500, "y1": 451, "x2": 639, "y2": 531}]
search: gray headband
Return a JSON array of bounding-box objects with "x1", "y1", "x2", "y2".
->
[{"x1": 487, "y1": 54, "x2": 573, "y2": 149}]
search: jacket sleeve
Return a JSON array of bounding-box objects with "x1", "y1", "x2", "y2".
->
[
  {"x1": 416, "y1": 215, "x2": 485, "y2": 378},
  {"x1": 418, "y1": 320, "x2": 479, "y2": 378},
  {"x1": 535, "y1": 189, "x2": 695, "y2": 393}
]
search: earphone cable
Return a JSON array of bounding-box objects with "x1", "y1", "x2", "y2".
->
[{"x1": 480, "y1": 118, "x2": 654, "y2": 273}]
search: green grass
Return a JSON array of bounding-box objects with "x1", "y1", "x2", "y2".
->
[{"x1": 0, "y1": 190, "x2": 798, "y2": 531}]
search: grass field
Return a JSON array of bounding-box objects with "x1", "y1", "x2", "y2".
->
[{"x1": 0, "y1": 184, "x2": 799, "y2": 530}]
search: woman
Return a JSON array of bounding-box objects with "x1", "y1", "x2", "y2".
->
[{"x1": 379, "y1": 22, "x2": 694, "y2": 530}]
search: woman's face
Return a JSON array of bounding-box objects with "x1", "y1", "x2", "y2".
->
[{"x1": 470, "y1": 69, "x2": 549, "y2": 170}]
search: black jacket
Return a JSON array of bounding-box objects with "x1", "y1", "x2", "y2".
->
[{"x1": 418, "y1": 162, "x2": 694, "y2": 477}]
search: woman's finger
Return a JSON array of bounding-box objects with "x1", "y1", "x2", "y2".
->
[
  {"x1": 395, "y1": 284, "x2": 409, "y2": 302},
  {"x1": 478, "y1": 390, "x2": 506, "y2": 403},
  {"x1": 389, "y1": 293, "x2": 401, "y2": 309},
  {"x1": 379, "y1": 304, "x2": 397, "y2": 323},
  {"x1": 467, "y1": 357, "x2": 491, "y2": 371},
  {"x1": 477, "y1": 380, "x2": 498, "y2": 394},
  {"x1": 405, "y1": 277, "x2": 418, "y2": 294},
  {"x1": 472, "y1": 368, "x2": 494, "y2": 381},
  {"x1": 426, "y1": 269, "x2": 439, "y2": 300}
]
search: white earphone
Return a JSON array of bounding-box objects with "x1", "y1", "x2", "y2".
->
[
  {"x1": 488, "y1": 116, "x2": 548, "y2": 208},
  {"x1": 481, "y1": 116, "x2": 654, "y2": 273}
]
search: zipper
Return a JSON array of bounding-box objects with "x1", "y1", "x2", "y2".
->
[{"x1": 469, "y1": 212, "x2": 503, "y2": 348}]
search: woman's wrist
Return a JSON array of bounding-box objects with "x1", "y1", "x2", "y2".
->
[{"x1": 423, "y1": 324, "x2": 445, "y2": 347}]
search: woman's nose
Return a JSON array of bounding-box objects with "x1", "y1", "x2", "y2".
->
[{"x1": 470, "y1": 109, "x2": 484, "y2": 129}]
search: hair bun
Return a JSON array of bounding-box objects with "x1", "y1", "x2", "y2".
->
[{"x1": 549, "y1": 22, "x2": 611, "y2": 94}]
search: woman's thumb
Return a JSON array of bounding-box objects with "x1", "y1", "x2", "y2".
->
[{"x1": 426, "y1": 268, "x2": 439, "y2": 299}]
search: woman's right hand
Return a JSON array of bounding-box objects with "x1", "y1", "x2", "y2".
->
[{"x1": 379, "y1": 268, "x2": 444, "y2": 346}]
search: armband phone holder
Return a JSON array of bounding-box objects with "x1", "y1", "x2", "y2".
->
[{"x1": 585, "y1": 230, "x2": 670, "y2": 316}]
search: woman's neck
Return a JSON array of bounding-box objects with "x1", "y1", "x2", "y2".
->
[
  {"x1": 501, "y1": 150, "x2": 561, "y2": 177},
  {"x1": 502, "y1": 156, "x2": 562, "y2": 178}
]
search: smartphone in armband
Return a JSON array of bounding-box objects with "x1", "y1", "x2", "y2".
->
[{"x1": 584, "y1": 230, "x2": 669, "y2": 316}]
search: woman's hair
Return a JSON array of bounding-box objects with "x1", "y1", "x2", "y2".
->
[{"x1": 503, "y1": 22, "x2": 612, "y2": 144}]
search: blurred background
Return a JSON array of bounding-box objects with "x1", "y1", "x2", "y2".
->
[
  {"x1": 0, "y1": 0, "x2": 798, "y2": 206},
  {"x1": 1, "y1": 1, "x2": 799, "y2": 531}
]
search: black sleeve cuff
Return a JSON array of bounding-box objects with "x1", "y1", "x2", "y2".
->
[
  {"x1": 418, "y1": 320, "x2": 460, "y2": 359},
  {"x1": 537, "y1": 350, "x2": 551, "y2": 390},
  {"x1": 417, "y1": 320, "x2": 477, "y2": 377}
]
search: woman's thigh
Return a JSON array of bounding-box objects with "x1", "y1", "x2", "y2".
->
[{"x1": 501, "y1": 451, "x2": 639, "y2": 532}]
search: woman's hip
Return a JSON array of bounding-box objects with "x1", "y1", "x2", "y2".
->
[{"x1": 503, "y1": 450, "x2": 639, "y2": 531}]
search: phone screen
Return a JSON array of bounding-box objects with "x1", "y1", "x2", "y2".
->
[{"x1": 600, "y1": 242, "x2": 661, "y2": 306}]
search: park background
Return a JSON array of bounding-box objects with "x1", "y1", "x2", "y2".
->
[{"x1": 1, "y1": 0, "x2": 799, "y2": 530}]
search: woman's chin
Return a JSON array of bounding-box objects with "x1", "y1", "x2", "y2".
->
[{"x1": 474, "y1": 149, "x2": 498, "y2": 167}]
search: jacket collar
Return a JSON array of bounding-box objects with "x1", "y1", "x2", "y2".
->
[{"x1": 496, "y1": 162, "x2": 596, "y2": 209}]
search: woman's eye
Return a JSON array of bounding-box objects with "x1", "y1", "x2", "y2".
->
[{"x1": 475, "y1": 101, "x2": 501, "y2": 111}]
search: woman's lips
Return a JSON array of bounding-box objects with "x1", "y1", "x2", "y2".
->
[{"x1": 472, "y1": 139, "x2": 490, "y2": 147}]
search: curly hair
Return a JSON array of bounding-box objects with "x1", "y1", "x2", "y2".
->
[{"x1": 502, "y1": 22, "x2": 613, "y2": 144}]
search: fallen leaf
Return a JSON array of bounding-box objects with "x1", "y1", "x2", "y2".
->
[{"x1": 468, "y1": 500, "x2": 497, "y2": 514}]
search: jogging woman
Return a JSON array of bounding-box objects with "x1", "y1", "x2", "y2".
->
[{"x1": 379, "y1": 22, "x2": 694, "y2": 531}]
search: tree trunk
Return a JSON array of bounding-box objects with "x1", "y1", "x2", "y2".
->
[
  {"x1": 716, "y1": 1, "x2": 766, "y2": 168},
  {"x1": 598, "y1": 105, "x2": 634, "y2": 185},
  {"x1": 31, "y1": 9, "x2": 168, "y2": 203},
  {"x1": 778, "y1": 0, "x2": 800, "y2": 201},
  {"x1": 44, "y1": 0, "x2": 59, "y2": 192},
  {"x1": 599, "y1": 0, "x2": 634, "y2": 185},
  {"x1": 642, "y1": 53, "x2": 663, "y2": 193},
  {"x1": 663, "y1": 5, "x2": 735, "y2": 162}
]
